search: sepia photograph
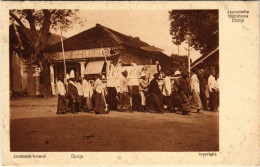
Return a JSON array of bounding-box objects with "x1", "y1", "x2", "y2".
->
[
  {"x1": 9, "y1": 9, "x2": 219, "y2": 152},
  {"x1": 1, "y1": 1, "x2": 260, "y2": 166}
]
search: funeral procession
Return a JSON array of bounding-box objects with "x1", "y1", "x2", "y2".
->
[{"x1": 9, "y1": 10, "x2": 219, "y2": 151}]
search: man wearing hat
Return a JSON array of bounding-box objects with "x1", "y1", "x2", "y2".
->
[
  {"x1": 119, "y1": 70, "x2": 132, "y2": 112},
  {"x1": 171, "y1": 70, "x2": 181, "y2": 112},
  {"x1": 176, "y1": 71, "x2": 191, "y2": 115},
  {"x1": 139, "y1": 72, "x2": 149, "y2": 112},
  {"x1": 148, "y1": 73, "x2": 164, "y2": 114}
]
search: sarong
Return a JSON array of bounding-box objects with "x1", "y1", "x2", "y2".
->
[
  {"x1": 200, "y1": 89, "x2": 208, "y2": 110},
  {"x1": 163, "y1": 95, "x2": 171, "y2": 108},
  {"x1": 107, "y1": 87, "x2": 118, "y2": 110},
  {"x1": 216, "y1": 91, "x2": 219, "y2": 108},
  {"x1": 179, "y1": 91, "x2": 191, "y2": 112},
  {"x1": 57, "y1": 95, "x2": 67, "y2": 113},
  {"x1": 209, "y1": 90, "x2": 217, "y2": 110},
  {"x1": 119, "y1": 92, "x2": 131, "y2": 111},
  {"x1": 86, "y1": 97, "x2": 93, "y2": 110},
  {"x1": 149, "y1": 93, "x2": 164, "y2": 113},
  {"x1": 78, "y1": 96, "x2": 84, "y2": 108},
  {"x1": 171, "y1": 91, "x2": 180, "y2": 109},
  {"x1": 69, "y1": 96, "x2": 79, "y2": 113},
  {"x1": 139, "y1": 91, "x2": 147, "y2": 106},
  {"x1": 190, "y1": 89, "x2": 202, "y2": 109},
  {"x1": 93, "y1": 92, "x2": 108, "y2": 114}
]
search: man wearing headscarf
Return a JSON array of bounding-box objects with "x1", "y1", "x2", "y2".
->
[
  {"x1": 190, "y1": 68, "x2": 202, "y2": 113},
  {"x1": 148, "y1": 73, "x2": 164, "y2": 114},
  {"x1": 93, "y1": 73, "x2": 109, "y2": 114},
  {"x1": 176, "y1": 71, "x2": 191, "y2": 115},
  {"x1": 119, "y1": 70, "x2": 132, "y2": 112},
  {"x1": 171, "y1": 70, "x2": 181, "y2": 112}
]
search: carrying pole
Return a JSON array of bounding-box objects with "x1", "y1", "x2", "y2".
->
[{"x1": 60, "y1": 24, "x2": 67, "y2": 83}]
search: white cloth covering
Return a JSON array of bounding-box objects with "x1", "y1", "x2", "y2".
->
[
  {"x1": 162, "y1": 76, "x2": 171, "y2": 96},
  {"x1": 76, "y1": 82, "x2": 83, "y2": 96},
  {"x1": 190, "y1": 73, "x2": 200, "y2": 93},
  {"x1": 82, "y1": 79, "x2": 93, "y2": 98},
  {"x1": 208, "y1": 75, "x2": 217, "y2": 92},
  {"x1": 57, "y1": 80, "x2": 66, "y2": 96},
  {"x1": 94, "y1": 78, "x2": 104, "y2": 94}
]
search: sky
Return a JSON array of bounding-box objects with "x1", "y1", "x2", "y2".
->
[{"x1": 58, "y1": 10, "x2": 202, "y2": 61}]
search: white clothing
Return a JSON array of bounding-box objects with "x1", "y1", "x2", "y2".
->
[
  {"x1": 157, "y1": 79, "x2": 163, "y2": 91},
  {"x1": 119, "y1": 77, "x2": 128, "y2": 93},
  {"x1": 82, "y1": 79, "x2": 93, "y2": 98},
  {"x1": 139, "y1": 91, "x2": 146, "y2": 106},
  {"x1": 190, "y1": 74, "x2": 200, "y2": 93},
  {"x1": 69, "y1": 70, "x2": 75, "y2": 78},
  {"x1": 216, "y1": 78, "x2": 219, "y2": 92},
  {"x1": 57, "y1": 81, "x2": 66, "y2": 96},
  {"x1": 76, "y1": 82, "x2": 83, "y2": 96},
  {"x1": 208, "y1": 75, "x2": 217, "y2": 92},
  {"x1": 94, "y1": 78, "x2": 104, "y2": 94},
  {"x1": 66, "y1": 73, "x2": 70, "y2": 80},
  {"x1": 162, "y1": 76, "x2": 171, "y2": 96}
]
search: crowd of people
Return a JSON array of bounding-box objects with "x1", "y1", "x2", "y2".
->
[{"x1": 56, "y1": 67, "x2": 219, "y2": 116}]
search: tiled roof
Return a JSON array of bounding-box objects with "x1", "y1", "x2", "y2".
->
[
  {"x1": 191, "y1": 47, "x2": 219, "y2": 69},
  {"x1": 44, "y1": 24, "x2": 159, "y2": 53}
]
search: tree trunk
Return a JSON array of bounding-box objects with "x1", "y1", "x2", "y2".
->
[
  {"x1": 40, "y1": 58, "x2": 52, "y2": 97},
  {"x1": 10, "y1": 51, "x2": 13, "y2": 97}
]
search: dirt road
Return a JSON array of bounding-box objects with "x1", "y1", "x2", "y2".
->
[{"x1": 10, "y1": 97, "x2": 219, "y2": 151}]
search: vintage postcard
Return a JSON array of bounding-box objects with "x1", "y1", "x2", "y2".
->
[{"x1": 1, "y1": 1, "x2": 259, "y2": 166}]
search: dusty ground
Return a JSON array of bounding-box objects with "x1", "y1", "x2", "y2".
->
[{"x1": 10, "y1": 97, "x2": 219, "y2": 152}]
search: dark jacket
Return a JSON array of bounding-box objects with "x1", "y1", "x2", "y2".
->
[
  {"x1": 176, "y1": 77, "x2": 189, "y2": 96},
  {"x1": 198, "y1": 74, "x2": 207, "y2": 91},
  {"x1": 68, "y1": 82, "x2": 79, "y2": 98},
  {"x1": 148, "y1": 78, "x2": 162, "y2": 96}
]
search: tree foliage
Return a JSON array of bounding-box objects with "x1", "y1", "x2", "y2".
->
[
  {"x1": 169, "y1": 10, "x2": 218, "y2": 54},
  {"x1": 10, "y1": 9, "x2": 84, "y2": 57},
  {"x1": 9, "y1": 9, "x2": 85, "y2": 96}
]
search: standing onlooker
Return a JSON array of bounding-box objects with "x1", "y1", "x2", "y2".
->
[
  {"x1": 56, "y1": 75, "x2": 67, "y2": 114},
  {"x1": 162, "y1": 70, "x2": 172, "y2": 111},
  {"x1": 190, "y1": 68, "x2": 202, "y2": 113},
  {"x1": 68, "y1": 77, "x2": 79, "y2": 114},
  {"x1": 76, "y1": 77, "x2": 83, "y2": 110},
  {"x1": 171, "y1": 71, "x2": 181, "y2": 112},
  {"x1": 93, "y1": 73, "x2": 109, "y2": 114},
  {"x1": 148, "y1": 73, "x2": 164, "y2": 114},
  {"x1": 198, "y1": 69, "x2": 208, "y2": 111},
  {"x1": 215, "y1": 73, "x2": 219, "y2": 111},
  {"x1": 139, "y1": 72, "x2": 149, "y2": 112},
  {"x1": 176, "y1": 71, "x2": 191, "y2": 115},
  {"x1": 82, "y1": 75, "x2": 93, "y2": 112},
  {"x1": 119, "y1": 70, "x2": 132, "y2": 112},
  {"x1": 208, "y1": 69, "x2": 217, "y2": 111}
]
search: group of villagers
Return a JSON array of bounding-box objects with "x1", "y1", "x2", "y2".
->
[{"x1": 56, "y1": 66, "x2": 219, "y2": 116}]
